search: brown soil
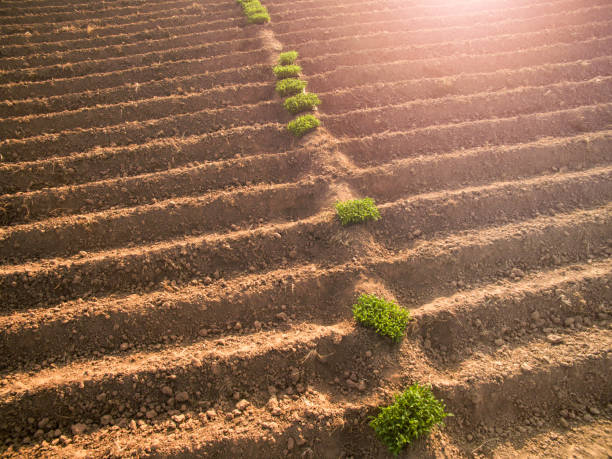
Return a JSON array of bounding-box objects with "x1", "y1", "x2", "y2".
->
[{"x1": 1, "y1": 0, "x2": 611, "y2": 457}]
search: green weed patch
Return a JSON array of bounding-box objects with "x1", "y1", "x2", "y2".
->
[
  {"x1": 352, "y1": 293, "x2": 409, "y2": 342},
  {"x1": 283, "y1": 92, "x2": 321, "y2": 114},
  {"x1": 287, "y1": 114, "x2": 320, "y2": 137},
  {"x1": 276, "y1": 78, "x2": 307, "y2": 97},
  {"x1": 278, "y1": 50, "x2": 298, "y2": 65},
  {"x1": 237, "y1": 0, "x2": 270, "y2": 23},
  {"x1": 370, "y1": 384, "x2": 450, "y2": 455},
  {"x1": 273, "y1": 64, "x2": 301, "y2": 79},
  {"x1": 335, "y1": 198, "x2": 380, "y2": 226}
]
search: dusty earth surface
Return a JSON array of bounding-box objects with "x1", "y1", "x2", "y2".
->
[{"x1": 0, "y1": 0, "x2": 611, "y2": 457}]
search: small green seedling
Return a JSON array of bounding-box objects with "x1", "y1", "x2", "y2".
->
[
  {"x1": 283, "y1": 92, "x2": 321, "y2": 114},
  {"x1": 335, "y1": 197, "x2": 380, "y2": 226},
  {"x1": 352, "y1": 294, "x2": 409, "y2": 342},
  {"x1": 370, "y1": 384, "x2": 450, "y2": 455},
  {"x1": 276, "y1": 78, "x2": 307, "y2": 97},
  {"x1": 273, "y1": 64, "x2": 301, "y2": 79},
  {"x1": 237, "y1": 0, "x2": 270, "y2": 23},
  {"x1": 287, "y1": 114, "x2": 319, "y2": 137},
  {"x1": 278, "y1": 50, "x2": 298, "y2": 65}
]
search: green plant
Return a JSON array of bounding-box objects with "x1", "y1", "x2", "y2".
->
[
  {"x1": 237, "y1": 0, "x2": 270, "y2": 23},
  {"x1": 276, "y1": 78, "x2": 307, "y2": 97},
  {"x1": 287, "y1": 114, "x2": 320, "y2": 137},
  {"x1": 278, "y1": 50, "x2": 298, "y2": 65},
  {"x1": 352, "y1": 294, "x2": 409, "y2": 342},
  {"x1": 283, "y1": 92, "x2": 321, "y2": 114},
  {"x1": 370, "y1": 384, "x2": 450, "y2": 455},
  {"x1": 273, "y1": 64, "x2": 301, "y2": 79},
  {"x1": 335, "y1": 197, "x2": 380, "y2": 226}
]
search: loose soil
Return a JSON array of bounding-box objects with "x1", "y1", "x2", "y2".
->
[{"x1": 1, "y1": 0, "x2": 611, "y2": 457}]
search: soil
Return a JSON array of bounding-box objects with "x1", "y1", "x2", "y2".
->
[{"x1": 0, "y1": 0, "x2": 611, "y2": 457}]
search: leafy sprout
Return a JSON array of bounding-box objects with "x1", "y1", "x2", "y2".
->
[
  {"x1": 370, "y1": 384, "x2": 450, "y2": 455},
  {"x1": 352, "y1": 293, "x2": 409, "y2": 342},
  {"x1": 287, "y1": 114, "x2": 320, "y2": 137},
  {"x1": 335, "y1": 198, "x2": 380, "y2": 226}
]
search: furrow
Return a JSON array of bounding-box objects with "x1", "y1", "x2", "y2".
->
[
  {"x1": 0, "y1": 177, "x2": 331, "y2": 263},
  {"x1": 270, "y1": 0, "x2": 604, "y2": 33},
  {"x1": 320, "y1": 57, "x2": 612, "y2": 115},
  {"x1": 266, "y1": 0, "x2": 598, "y2": 21},
  {"x1": 0, "y1": 49, "x2": 271, "y2": 102},
  {"x1": 2, "y1": 26, "x2": 608, "y2": 119},
  {"x1": 321, "y1": 78, "x2": 612, "y2": 138},
  {"x1": 2, "y1": 213, "x2": 611, "y2": 371},
  {"x1": 276, "y1": 4, "x2": 612, "y2": 47},
  {"x1": 0, "y1": 148, "x2": 317, "y2": 226},
  {"x1": 0, "y1": 82, "x2": 274, "y2": 140},
  {"x1": 0, "y1": 321, "x2": 360, "y2": 447},
  {"x1": 338, "y1": 103, "x2": 612, "y2": 167},
  {"x1": 0, "y1": 24, "x2": 251, "y2": 69},
  {"x1": 5, "y1": 71, "x2": 609, "y2": 144},
  {"x1": 1, "y1": 173, "x2": 610, "y2": 311},
  {"x1": 305, "y1": 34, "x2": 612, "y2": 92},
  {"x1": 413, "y1": 260, "x2": 612, "y2": 367},
  {"x1": 0, "y1": 123, "x2": 290, "y2": 195},
  {"x1": 1, "y1": 100, "x2": 286, "y2": 162},
  {"x1": 0, "y1": 14, "x2": 241, "y2": 59},
  {"x1": 346, "y1": 131, "x2": 612, "y2": 204},
  {"x1": 1, "y1": 219, "x2": 612, "y2": 452},
  {"x1": 0, "y1": 63, "x2": 272, "y2": 120},
  {"x1": 2, "y1": 128, "x2": 608, "y2": 227},
  {"x1": 0, "y1": 0, "x2": 232, "y2": 14},
  {"x1": 433, "y1": 327, "x2": 612, "y2": 431},
  {"x1": 0, "y1": 3, "x2": 237, "y2": 36},
  {"x1": 0, "y1": 36, "x2": 266, "y2": 85},
  {"x1": 0, "y1": 12, "x2": 242, "y2": 48},
  {"x1": 0, "y1": 0, "x2": 195, "y2": 25}
]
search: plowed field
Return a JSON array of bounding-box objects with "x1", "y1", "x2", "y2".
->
[{"x1": 1, "y1": 0, "x2": 611, "y2": 457}]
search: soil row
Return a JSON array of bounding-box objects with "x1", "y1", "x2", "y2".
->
[
  {"x1": 0, "y1": 23, "x2": 255, "y2": 70},
  {"x1": 320, "y1": 57, "x2": 612, "y2": 115},
  {"x1": 0, "y1": 64, "x2": 272, "y2": 119},
  {"x1": 1, "y1": 126, "x2": 607, "y2": 227},
  {"x1": 0, "y1": 34, "x2": 266, "y2": 84},
  {"x1": 0, "y1": 14, "x2": 242, "y2": 58},
  {"x1": 2, "y1": 20, "x2": 605, "y2": 105},
  {"x1": 1, "y1": 0, "x2": 591, "y2": 67},
  {"x1": 0, "y1": 82, "x2": 276, "y2": 140},
  {"x1": 1, "y1": 211, "x2": 610, "y2": 449},
  {"x1": 2, "y1": 54, "x2": 607, "y2": 149},
  {"x1": 1, "y1": 169, "x2": 611, "y2": 367},
  {"x1": 0, "y1": 3, "x2": 230, "y2": 37},
  {"x1": 0, "y1": 122, "x2": 290, "y2": 195},
  {"x1": 0, "y1": 101, "x2": 606, "y2": 196},
  {"x1": 1, "y1": 11, "x2": 241, "y2": 48},
  {"x1": 0, "y1": 0, "x2": 198, "y2": 25},
  {"x1": 4, "y1": 74, "x2": 608, "y2": 162},
  {"x1": 1, "y1": 173, "x2": 610, "y2": 310},
  {"x1": 0, "y1": 148, "x2": 318, "y2": 226},
  {"x1": 0, "y1": 177, "x2": 330, "y2": 263},
  {"x1": 3, "y1": 23, "x2": 605, "y2": 120},
  {"x1": 275, "y1": 3, "x2": 611, "y2": 48},
  {"x1": 3, "y1": 72, "x2": 607, "y2": 156},
  {"x1": 0, "y1": 48, "x2": 271, "y2": 101},
  {"x1": 339, "y1": 102, "x2": 612, "y2": 167},
  {"x1": 321, "y1": 78, "x2": 612, "y2": 137},
  {"x1": 0, "y1": 0, "x2": 230, "y2": 14},
  {"x1": 305, "y1": 34, "x2": 612, "y2": 94},
  {"x1": 270, "y1": 0, "x2": 599, "y2": 32},
  {"x1": 266, "y1": 0, "x2": 586, "y2": 22}
]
